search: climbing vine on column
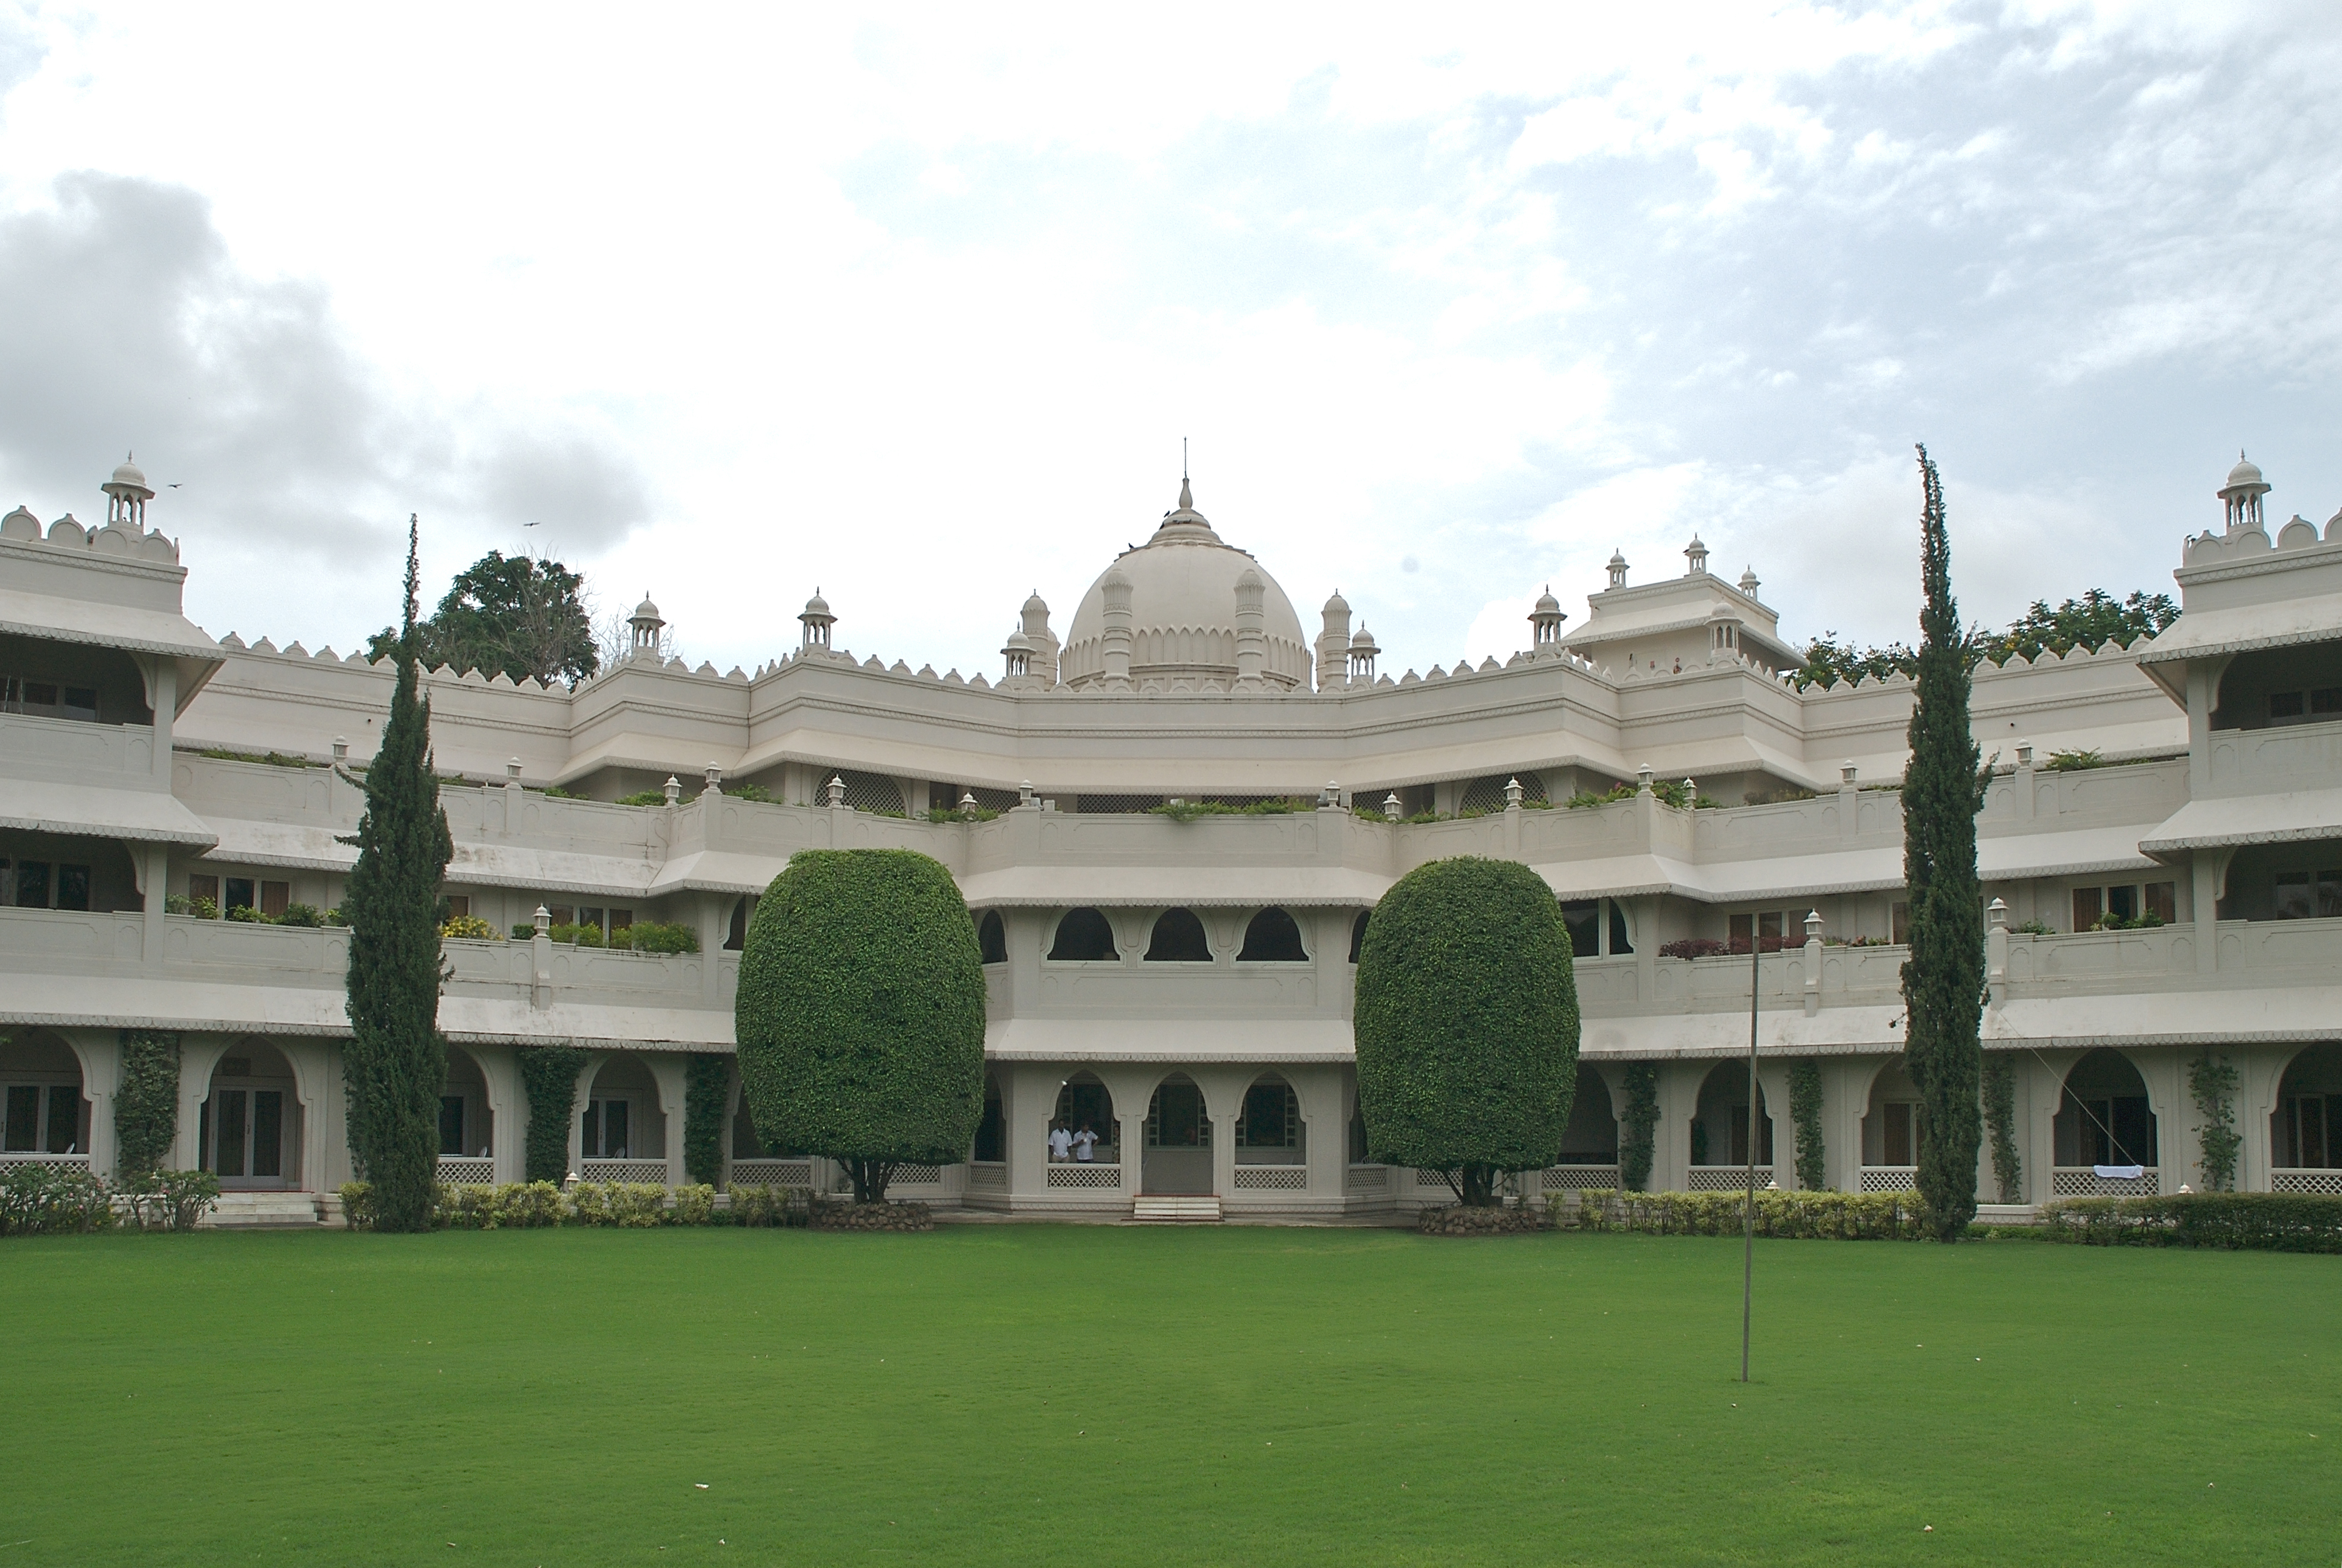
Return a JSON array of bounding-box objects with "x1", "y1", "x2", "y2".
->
[
  {"x1": 1620, "y1": 1061, "x2": 1659, "y2": 1192},
  {"x1": 114, "y1": 1029, "x2": 182, "y2": 1178},
  {"x1": 2187, "y1": 1052, "x2": 2240, "y2": 1192},
  {"x1": 1982, "y1": 1054, "x2": 2022, "y2": 1203},
  {"x1": 1789, "y1": 1059, "x2": 1826, "y2": 1191},
  {"x1": 684, "y1": 1053, "x2": 730, "y2": 1187},
  {"x1": 517, "y1": 1045, "x2": 588, "y2": 1184}
]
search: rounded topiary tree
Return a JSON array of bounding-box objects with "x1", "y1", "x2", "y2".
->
[
  {"x1": 1353, "y1": 856, "x2": 1580, "y2": 1206},
  {"x1": 735, "y1": 849, "x2": 987, "y2": 1205}
]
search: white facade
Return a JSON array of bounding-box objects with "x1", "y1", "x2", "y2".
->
[{"x1": 6, "y1": 458, "x2": 2342, "y2": 1218}]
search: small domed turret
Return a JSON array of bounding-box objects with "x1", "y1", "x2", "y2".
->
[
  {"x1": 102, "y1": 451, "x2": 154, "y2": 527},
  {"x1": 799, "y1": 587, "x2": 835, "y2": 650},
  {"x1": 2219, "y1": 449, "x2": 2272, "y2": 533}
]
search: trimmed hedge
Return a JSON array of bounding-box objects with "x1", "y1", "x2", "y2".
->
[
  {"x1": 1353, "y1": 857, "x2": 1580, "y2": 1206},
  {"x1": 1571, "y1": 1188, "x2": 1933, "y2": 1240},
  {"x1": 114, "y1": 1029, "x2": 182, "y2": 1176},
  {"x1": 735, "y1": 849, "x2": 987, "y2": 1204},
  {"x1": 2041, "y1": 1193, "x2": 2342, "y2": 1253},
  {"x1": 340, "y1": 1180, "x2": 730, "y2": 1230},
  {"x1": 517, "y1": 1045, "x2": 589, "y2": 1183}
]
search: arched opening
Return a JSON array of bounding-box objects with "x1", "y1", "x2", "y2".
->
[
  {"x1": 976, "y1": 909, "x2": 1008, "y2": 965},
  {"x1": 1691, "y1": 1060, "x2": 1771, "y2": 1174},
  {"x1": 2054, "y1": 1049, "x2": 2158, "y2": 1177},
  {"x1": 1348, "y1": 909, "x2": 1370, "y2": 963},
  {"x1": 1143, "y1": 1073, "x2": 1213, "y2": 1194},
  {"x1": 1144, "y1": 908, "x2": 1212, "y2": 962},
  {"x1": 724, "y1": 895, "x2": 757, "y2": 951},
  {"x1": 2273, "y1": 1044, "x2": 2342, "y2": 1180},
  {"x1": 200, "y1": 1041, "x2": 302, "y2": 1189},
  {"x1": 1051, "y1": 1072, "x2": 1116, "y2": 1165},
  {"x1": 1237, "y1": 907, "x2": 1308, "y2": 962},
  {"x1": 972, "y1": 1073, "x2": 1006, "y2": 1164},
  {"x1": 1861, "y1": 1061, "x2": 1922, "y2": 1183},
  {"x1": 437, "y1": 1047, "x2": 495, "y2": 1180},
  {"x1": 1555, "y1": 1064, "x2": 1618, "y2": 1167},
  {"x1": 581, "y1": 1055, "x2": 666, "y2": 1176},
  {"x1": 1, "y1": 1029, "x2": 88, "y2": 1162},
  {"x1": 1047, "y1": 907, "x2": 1118, "y2": 961},
  {"x1": 1235, "y1": 1073, "x2": 1304, "y2": 1166}
]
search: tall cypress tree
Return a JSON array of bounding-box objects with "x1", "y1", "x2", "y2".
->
[
  {"x1": 1900, "y1": 447, "x2": 1984, "y2": 1241},
  {"x1": 342, "y1": 516, "x2": 455, "y2": 1232}
]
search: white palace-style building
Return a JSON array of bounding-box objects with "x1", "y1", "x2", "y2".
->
[{"x1": 5, "y1": 456, "x2": 2342, "y2": 1223}]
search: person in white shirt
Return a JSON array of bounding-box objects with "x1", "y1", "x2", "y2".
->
[
  {"x1": 1048, "y1": 1122, "x2": 1073, "y2": 1161},
  {"x1": 1071, "y1": 1123, "x2": 1099, "y2": 1162}
]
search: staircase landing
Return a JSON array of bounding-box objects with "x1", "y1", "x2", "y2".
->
[{"x1": 1131, "y1": 1195, "x2": 1222, "y2": 1223}]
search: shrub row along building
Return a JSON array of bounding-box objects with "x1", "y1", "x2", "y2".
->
[{"x1": 5, "y1": 457, "x2": 2341, "y2": 1222}]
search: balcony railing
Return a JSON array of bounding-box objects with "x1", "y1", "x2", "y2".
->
[
  {"x1": 2269, "y1": 1168, "x2": 2342, "y2": 1196},
  {"x1": 729, "y1": 1159, "x2": 813, "y2": 1188},
  {"x1": 1045, "y1": 1163, "x2": 1121, "y2": 1189},
  {"x1": 967, "y1": 1160, "x2": 1007, "y2": 1189},
  {"x1": 0, "y1": 1151, "x2": 92, "y2": 1175},
  {"x1": 1542, "y1": 1164, "x2": 1621, "y2": 1191},
  {"x1": 1685, "y1": 1166, "x2": 1773, "y2": 1191},
  {"x1": 1859, "y1": 1165, "x2": 1917, "y2": 1192},
  {"x1": 1232, "y1": 1165, "x2": 1307, "y2": 1191},
  {"x1": 2052, "y1": 1166, "x2": 2160, "y2": 1197},
  {"x1": 435, "y1": 1156, "x2": 494, "y2": 1186},
  {"x1": 579, "y1": 1159, "x2": 669, "y2": 1185}
]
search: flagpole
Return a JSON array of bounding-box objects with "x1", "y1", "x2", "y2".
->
[{"x1": 1742, "y1": 931, "x2": 1760, "y2": 1384}]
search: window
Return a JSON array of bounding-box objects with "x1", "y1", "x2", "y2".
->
[
  {"x1": 2076, "y1": 881, "x2": 2181, "y2": 927},
  {"x1": 976, "y1": 909, "x2": 1007, "y2": 965},
  {"x1": 15, "y1": 861, "x2": 49, "y2": 908},
  {"x1": 548, "y1": 905, "x2": 575, "y2": 928},
  {"x1": 581, "y1": 1098, "x2": 631, "y2": 1159},
  {"x1": 726, "y1": 897, "x2": 755, "y2": 951},
  {"x1": 1561, "y1": 901, "x2": 1600, "y2": 958},
  {"x1": 438, "y1": 1096, "x2": 466, "y2": 1157},
  {"x1": 444, "y1": 895, "x2": 470, "y2": 920},
  {"x1": 259, "y1": 880, "x2": 289, "y2": 918},
  {"x1": 1237, "y1": 1082, "x2": 1300, "y2": 1149},
  {"x1": 1143, "y1": 908, "x2": 1212, "y2": 962},
  {"x1": 1236, "y1": 907, "x2": 1308, "y2": 962},
  {"x1": 1146, "y1": 1080, "x2": 1210, "y2": 1148},
  {"x1": 972, "y1": 1084, "x2": 1005, "y2": 1163},
  {"x1": 1891, "y1": 901, "x2": 1910, "y2": 944},
  {"x1": 1728, "y1": 911, "x2": 1793, "y2": 952},
  {"x1": 1047, "y1": 907, "x2": 1118, "y2": 961},
  {"x1": 2282, "y1": 1096, "x2": 2342, "y2": 1168},
  {"x1": 1881, "y1": 1101, "x2": 1918, "y2": 1165},
  {"x1": 1349, "y1": 909, "x2": 1370, "y2": 964},
  {"x1": 225, "y1": 877, "x2": 256, "y2": 915},
  {"x1": 54, "y1": 865, "x2": 89, "y2": 911},
  {"x1": 188, "y1": 874, "x2": 219, "y2": 909},
  {"x1": 3, "y1": 1083, "x2": 82, "y2": 1154},
  {"x1": 2268, "y1": 687, "x2": 2342, "y2": 724}
]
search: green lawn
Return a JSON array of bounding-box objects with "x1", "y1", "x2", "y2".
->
[{"x1": 2, "y1": 1225, "x2": 2332, "y2": 1566}]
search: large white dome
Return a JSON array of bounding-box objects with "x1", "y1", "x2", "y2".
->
[{"x1": 1062, "y1": 483, "x2": 1311, "y2": 689}]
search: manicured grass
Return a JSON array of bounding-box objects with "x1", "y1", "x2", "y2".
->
[{"x1": 2, "y1": 1226, "x2": 2333, "y2": 1566}]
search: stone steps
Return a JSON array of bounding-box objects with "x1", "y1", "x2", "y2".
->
[
  {"x1": 205, "y1": 1192, "x2": 324, "y2": 1229},
  {"x1": 1132, "y1": 1194, "x2": 1222, "y2": 1223}
]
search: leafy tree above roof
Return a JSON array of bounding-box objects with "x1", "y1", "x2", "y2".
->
[{"x1": 366, "y1": 549, "x2": 598, "y2": 687}]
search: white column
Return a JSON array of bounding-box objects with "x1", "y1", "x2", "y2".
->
[
  {"x1": 61, "y1": 1029, "x2": 120, "y2": 1177},
  {"x1": 647, "y1": 1054, "x2": 689, "y2": 1187}
]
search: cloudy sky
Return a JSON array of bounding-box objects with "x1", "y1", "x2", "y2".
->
[{"x1": 3, "y1": 2, "x2": 2338, "y2": 682}]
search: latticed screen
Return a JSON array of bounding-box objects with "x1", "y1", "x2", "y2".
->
[
  {"x1": 1459, "y1": 773, "x2": 1547, "y2": 813},
  {"x1": 835, "y1": 770, "x2": 905, "y2": 814},
  {"x1": 936, "y1": 783, "x2": 1021, "y2": 813},
  {"x1": 1074, "y1": 794, "x2": 1165, "y2": 814}
]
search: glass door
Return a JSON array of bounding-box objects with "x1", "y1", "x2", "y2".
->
[{"x1": 205, "y1": 1088, "x2": 286, "y2": 1186}]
